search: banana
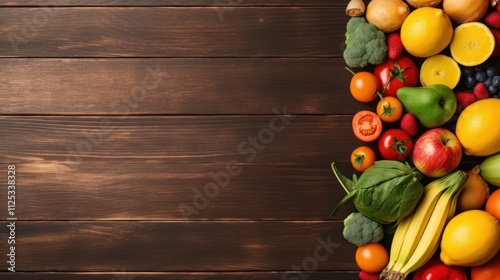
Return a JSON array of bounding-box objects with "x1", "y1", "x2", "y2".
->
[
  {"x1": 398, "y1": 185, "x2": 459, "y2": 278},
  {"x1": 390, "y1": 182, "x2": 445, "y2": 272},
  {"x1": 386, "y1": 214, "x2": 413, "y2": 271},
  {"x1": 380, "y1": 170, "x2": 468, "y2": 280}
]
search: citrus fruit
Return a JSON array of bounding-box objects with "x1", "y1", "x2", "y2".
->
[
  {"x1": 420, "y1": 54, "x2": 461, "y2": 89},
  {"x1": 486, "y1": 189, "x2": 500, "y2": 221},
  {"x1": 355, "y1": 243, "x2": 389, "y2": 273},
  {"x1": 450, "y1": 22, "x2": 495, "y2": 67},
  {"x1": 443, "y1": 0, "x2": 488, "y2": 23},
  {"x1": 455, "y1": 98, "x2": 500, "y2": 156},
  {"x1": 471, "y1": 251, "x2": 500, "y2": 280},
  {"x1": 440, "y1": 210, "x2": 500, "y2": 266},
  {"x1": 400, "y1": 7, "x2": 453, "y2": 58}
]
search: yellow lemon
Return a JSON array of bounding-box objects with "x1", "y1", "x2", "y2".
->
[
  {"x1": 401, "y1": 7, "x2": 453, "y2": 58},
  {"x1": 456, "y1": 98, "x2": 500, "y2": 156},
  {"x1": 440, "y1": 210, "x2": 500, "y2": 266},
  {"x1": 420, "y1": 54, "x2": 461, "y2": 89},
  {"x1": 450, "y1": 22, "x2": 495, "y2": 67}
]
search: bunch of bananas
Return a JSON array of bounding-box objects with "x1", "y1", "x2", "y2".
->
[{"x1": 380, "y1": 170, "x2": 468, "y2": 280}]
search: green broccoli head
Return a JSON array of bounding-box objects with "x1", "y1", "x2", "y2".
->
[
  {"x1": 343, "y1": 212, "x2": 384, "y2": 246},
  {"x1": 343, "y1": 17, "x2": 387, "y2": 68}
]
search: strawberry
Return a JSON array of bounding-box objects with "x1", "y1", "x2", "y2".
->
[
  {"x1": 486, "y1": 11, "x2": 500, "y2": 29},
  {"x1": 473, "y1": 82, "x2": 490, "y2": 100},
  {"x1": 455, "y1": 91, "x2": 476, "y2": 113},
  {"x1": 386, "y1": 32, "x2": 403, "y2": 60},
  {"x1": 490, "y1": 28, "x2": 500, "y2": 56},
  {"x1": 359, "y1": 271, "x2": 379, "y2": 280},
  {"x1": 400, "y1": 113, "x2": 418, "y2": 137}
]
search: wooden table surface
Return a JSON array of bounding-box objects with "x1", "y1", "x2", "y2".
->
[{"x1": 0, "y1": 1, "x2": 379, "y2": 279}]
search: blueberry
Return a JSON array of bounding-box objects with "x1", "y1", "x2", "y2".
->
[
  {"x1": 488, "y1": 85, "x2": 498, "y2": 95},
  {"x1": 487, "y1": 66, "x2": 498, "y2": 78},
  {"x1": 485, "y1": 77, "x2": 493, "y2": 88},
  {"x1": 475, "y1": 71, "x2": 487, "y2": 82},
  {"x1": 464, "y1": 75, "x2": 477, "y2": 89},
  {"x1": 462, "y1": 67, "x2": 475, "y2": 77},
  {"x1": 474, "y1": 65, "x2": 485, "y2": 73},
  {"x1": 475, "y1": 62, "x2": 490, "y2": 72},
  {"x1": 493, "y1": 76, "x2": 500, "y2": 87}
]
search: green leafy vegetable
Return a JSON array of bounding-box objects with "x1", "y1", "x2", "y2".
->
[{"x1": 331, "y1": 160, "x2": 423, "y2": 224}]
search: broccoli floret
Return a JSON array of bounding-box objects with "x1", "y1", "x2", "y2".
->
[
  {"x1": 343, "y1": 17, "x2": 387, "y2": 68},
  {"x1": 343, "y1": 212, "x2": 384, "y2": 246}
]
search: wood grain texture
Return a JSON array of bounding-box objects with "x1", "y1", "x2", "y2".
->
[
  {"x1": 0, "y1": 7, "x2": 346, "y2": 58},
  {"x1": 0, "y1": 58, "x2": 369, "y2": 115},
  {"x1": 0, "y1": 272, "x2": 360, "y2": 280},
  {"x1": 0, "y1": 115, "x2": 359, "y2": 164},
  {"x1": 0, "y1": 221, "x2": 358, "y2": 272},
  {"x1": 0, "y1": 0, "x2": 347, "y2": 6},
  {"x1": 0, "y1": 162, "x2": 356, "y2": 220},
  {"x1": 0, "y1": 2, "x2": 373, "y2": 278}
]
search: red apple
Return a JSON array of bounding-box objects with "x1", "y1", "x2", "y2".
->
[{"x1": 412, "y1": 128, "x2": 462, "y2": 178}]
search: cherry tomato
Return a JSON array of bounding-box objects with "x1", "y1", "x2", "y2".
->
[
  {"x1": 349, "y1": 71, "x2": 380, "y2": 103},
  {"x1": 374, "y1": 55, "x2": 419, "y2": 98},
  {"x1": 376, "y1": 96, "x2": 403, "y2": 123},
  {"x1": 352, "y1": 110, "x2": 383, "y2": 142},
  {"x1": 378, "y1": 128, "x2": 413, "y2": 160},
  {"x1": 350, "y1": 146, "x2": 376, "y2": 172},
  {"x1": 355, "y1": 243, "x2": 389, "y2": 274}
]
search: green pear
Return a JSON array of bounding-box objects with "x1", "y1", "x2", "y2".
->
[{"x1": 396, "y1": 84, "x2": 457, "y2": 128}]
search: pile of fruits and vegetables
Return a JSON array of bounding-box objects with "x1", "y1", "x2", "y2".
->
[{"x1": 334, "y1": 0, "x2": 500, "y2": 279}]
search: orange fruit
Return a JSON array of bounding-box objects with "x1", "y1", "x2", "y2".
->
[
  {"x1": 471, "y1": 251, "x2": 500, "y2": 280},
  {"x1": 450, "y1": 22, "x2": 495, "y2": 67},
  {"x1": 355, "y1": 243, "x2": 389, "y2": 273},
  {"x1": 486, "y1": 189, "x2": 500, "y2": 221}
]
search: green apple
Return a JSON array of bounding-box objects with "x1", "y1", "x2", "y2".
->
[{"x1": 396, "y1": 84, "x2": 457, "y2": 128}]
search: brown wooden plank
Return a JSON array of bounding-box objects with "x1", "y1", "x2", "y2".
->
[
  {"x1": 0, "y1": 115, "x2": 360, "y2": 164},
  {"x1": 0, "y1": 161, "x2": 356, "y2": 220},
  {"x1": 0, "y1": 58, "x2": 369, "y2": 115},
  {"x1": 0, "y1": 0, "x2": 346, "y2": 6},
  {"x1": 0, "y1": 271, "x2": 360, "y2": 280},
  {"x1": 0, "y1": 7, "x2": 345, "y2": 57},
  {"x1": 0, "y1": 221, "x2": 358, "y2": 272}
]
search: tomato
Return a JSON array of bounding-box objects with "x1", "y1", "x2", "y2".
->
[
  {"x1": 376, "y1": 96, "x2": 403, "y2": 123},
  {"x1": 418, "y1": 263, "x2": 467, "y2": 280},
  {"x1": 351, "y1": 146, "x2": 376, "y2": 172},
  {"x1": 378, "y1": 128, "x2": 413, "y2": 160},
  {"x1": 355, "y1": 243, "x2": 389, "y2": 274},
  {"x1": 471, "y1": 250, "x2": 500, "y2": 280},
  {"x1": 349, "y1": 71, "x2": 380, "y2": 103},
  {"x1": 352, "y1": 110, "x2": 383, "y2": 142},
  {"x1": 374, "y1": 55, "x2": 419, "y2": 98},
  {"x1": 413, "y1": 259, "x2": 443, "y2": 280}
]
